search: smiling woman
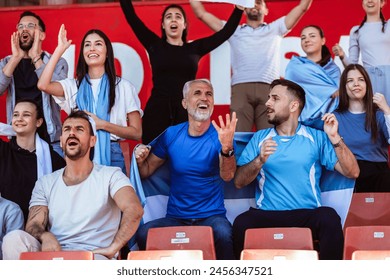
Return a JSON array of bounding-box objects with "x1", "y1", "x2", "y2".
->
[
  {"x1": 37, "y1": 25, "x2": 143, "y2": 173},
  {"x1": 0, "y1": 99, "x2": 65, "y2": 221},
  {"x1": 119, "y1": 0, "x2": 243, "y2": 144}
]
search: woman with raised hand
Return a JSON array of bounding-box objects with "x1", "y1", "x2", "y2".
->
[
  {"x1": 37, "y1": 25, "x2": 143, "y2": 173},
  {"x1": 332, "y1": 0, "x2": 390, "y2": 103},
  {"x1": 119, "y1": 0, "x2": 243, "y2": 144},
  {"x1": 285, "y1": 25, "x2": 340, "y2": 129},
  {"x1": 0, "y1": 99, "x2": 65, "y2": 221},
  {"x1": 335, "y1": 64, "x2": 390, "y2": 192}
]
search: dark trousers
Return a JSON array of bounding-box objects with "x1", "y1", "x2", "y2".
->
[
  {"x1": 232, "y1": 207, "x2": 344, "y2": 260},
  {"x1": 355, "y1": 160, "x2": 390, "y2": 192}
]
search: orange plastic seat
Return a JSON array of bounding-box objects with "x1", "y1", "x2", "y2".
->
[
  {"x1": 352, "y1": 250, "x2": 390, "y2": 260},
  {"x1": 240, "y1": 249, "x2": 318, "y2": 260},
  {"x1": 127, "y1": 250, "x2": 203, "y2": 260},
  {"x1": 19, "y1": 251, "x2": 94, "y2": 260},
  {"x1": 244, "y1": 227, "x2": 314, "y2": 250},
  {"x1": 343, "y1": 226, "x2": 390, "y2": 260},
  {"x1": 119, "y1": 141, "x2": 130, "y2": 177},
  {"x1": 146, "y1": 226, "x2": 216, "y2": 260},
  {"x1": 344, "y1": 192, "x2": 390, "y2": 232}
]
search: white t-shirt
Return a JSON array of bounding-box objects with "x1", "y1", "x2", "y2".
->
[
  {"x1": 55, "y1": 77, "x2": 143, "y2": 140},
  {"x1": 29, "y1": 164, "x2": 132, "y2": 251},
  {"x1": 227, "y1": 16, "x2": 289, "y2": 85}
]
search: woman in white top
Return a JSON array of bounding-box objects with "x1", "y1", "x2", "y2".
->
[
  {"x1": 38, "y1": 25, "x2": 142, "y2": 173},
  {"x1": 333, "y1": 0, "x2": 390, "y2": 103}
]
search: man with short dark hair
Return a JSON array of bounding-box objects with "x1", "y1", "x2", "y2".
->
[
  {"x1": 0, "y1": 10, "x2": 68, "y2": 155},
  {"x1": 2, "y1": 110, "x2": 143, "y2": 260},
  {"x1": 233, "y1": 79, "x2": 359, "y2": 260}
]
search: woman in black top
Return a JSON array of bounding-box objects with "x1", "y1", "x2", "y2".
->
[
  {"x1": 0, "y1": 99, "x2": 65, "y2": 221},
  {"x1": 120, "y1": 0, "x2": 243, "y2": 143}
]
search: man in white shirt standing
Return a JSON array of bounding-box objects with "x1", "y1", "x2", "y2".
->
[{"x1": 190, "y1": 0, "x2": 312, "y2": 131}]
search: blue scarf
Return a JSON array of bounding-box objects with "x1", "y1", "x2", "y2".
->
[
  {"x1": 76, "y1": 73, "x2": 111, "y2": 165},
  {"x1": 285, "y1": 56, "x2": 340, "y2": 129}
]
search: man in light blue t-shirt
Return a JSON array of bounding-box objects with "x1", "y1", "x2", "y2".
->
[
  {"x1": 134, "y1": 79, "x2": 237, "y2": 259},
  {"x1": 233, "y1": 79, "x2": 359, "y2": 260}
]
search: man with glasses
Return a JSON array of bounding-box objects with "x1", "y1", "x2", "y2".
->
[{"x1": 0, "y1": 11, "x2": 68, "y2": 156}]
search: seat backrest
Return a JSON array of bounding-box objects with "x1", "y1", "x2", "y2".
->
[
  {"x1": 244, "y1": 227, "x2": 314, "y2": 250},
  {"x1": 146, "y1": 226, "x2": 216, "y2": 260},
  {"x1": 240, "y1": 249, "x2": 318, "y2": 260},
  {"x1": 344, "y1": 192, "x2": 390, "y2": 231},
  {"x1": 127, "y1": 250, "x2": 203, "y2": 260},
  {"x1": 343, "y1": 226, "x2": 390, "y2": 260},
  {"x1": 19, "y1": 251, "x2": 94, "y2": 260},
  {"x1": 352, "y1": 250, "x2": 390, "y2": 260}
]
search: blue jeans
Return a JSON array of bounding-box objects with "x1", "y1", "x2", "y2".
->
[
  {"x1": 110, "y1": 142, "x2": 126, "y2": 175},
  {"x1": 52, "y1": 142, "x2": 63, "y2": 158},
  {"x1": 136, "y1": 215, "x2": 235, "y2": 260}
]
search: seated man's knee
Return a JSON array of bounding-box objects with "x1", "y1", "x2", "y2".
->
[{"x1": 316, "y1": 207, "x2": 342, "y2": 228}]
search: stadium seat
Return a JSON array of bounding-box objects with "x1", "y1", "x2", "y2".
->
[
  {"x1": 127, "y1": 250, "x2": 203, "y2": 260},
  {"x1": 344, "y1": 192, "x2": 390, "y2": 232},
  {"x1": 240, "y1": 249, "x2": 318, "y2": 260},
  {"x1": 352, "y1": 250, "x2": 390, "y2": 260},
  {"x1": 145, "y1": 226, "x2": 216, "y2": 260},
  {"x1": 19, "y1": 251, "x2": 94, "y2": 260},
  {"x1": 244, "y1": 227, "x2": 314, "y2": 250},
  {"x1": 343, "y1": 226, "x2": 390, "y2": 260}
]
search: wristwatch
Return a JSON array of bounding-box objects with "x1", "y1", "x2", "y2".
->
[{"x1": 221, "y1": 148, "x2": 235, "y2": 158}]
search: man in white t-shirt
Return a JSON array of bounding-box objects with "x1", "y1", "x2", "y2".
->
[
  {"x1": 2, "y1": 110, "x2": 143, "y2": 260},
  {"x1": 190, "y1": 0, "x2": 312, "y2": 131}
]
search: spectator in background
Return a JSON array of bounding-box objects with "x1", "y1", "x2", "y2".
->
[
  {"x1": 2, "y1": 110, "x2": 143, "y2": 260},
  {"x1": 233, "y1": 79, "x2": 359, "y2": 260},
  {"x1": 334, "y1": 64, "x2": 390, "y2": 192},
  {"x1": 37, "y1": 25, "x2": 143, "y2": 174},
  {"x1": 333, "y1": 0, "x2": 390, "y2": 103},
  {"x1": 0, "y1": 197, "x2": 24, "y2": 260},
  {"x1": 0, "y1": 10, "x2": 67, "y2": 156},
  {"x1": 120, "y1": 0, "x2": 243, "y2": 144},
  {"x1": 0, "y1": 99, "x2": 65, "y2": 221},
  {"x1": 134, "y1": 79, "x2": 237, "y2": 260},
  {"x1": 285, "y1": 25, "x2": 340, "y2": 129},
  {"x1": 190, "y1": 0, "x2": 312, "y2": 132}
]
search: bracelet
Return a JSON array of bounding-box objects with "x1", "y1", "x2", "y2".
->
[
  {"x1": 32, "y1": 56, "x2": 42, "y2": 65},
  {"x1": 332, "y1": 137, "x2": 344, "y2": 148}
]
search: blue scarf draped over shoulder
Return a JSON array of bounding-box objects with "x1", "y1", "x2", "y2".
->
[
  {"x1": 76, "y1": 73, "x2": 111, "y2": 165},
  {"x1": 285, "y1": 56, "x2": 340, "y2": 129}
]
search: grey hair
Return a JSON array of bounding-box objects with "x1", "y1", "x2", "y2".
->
[{"x1": 182, "y1": 79, "x2": 213, "y2": 98}]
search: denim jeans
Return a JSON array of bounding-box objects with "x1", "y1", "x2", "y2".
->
[
  {"x1": 136, "y1": 215, "x2": 235, "y2": 260},
  {"x1": 110, "y1": 142, "x2": 126, "y2": 175}
]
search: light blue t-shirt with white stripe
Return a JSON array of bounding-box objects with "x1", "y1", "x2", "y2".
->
[{"x1": 237, "y1": 123, "x2": 338, "y2": 211}]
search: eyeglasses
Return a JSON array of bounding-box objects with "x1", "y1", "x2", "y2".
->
[{"x1": 16, "y1": 23, "x2": 37, "y2": 31}]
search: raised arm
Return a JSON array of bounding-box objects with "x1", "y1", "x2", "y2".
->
[
  {"x1": 373, "y1": 92, "x2": 390, "y2": 143},
  {"x1": 119, "y1": 0, "x2": 159, "y2": 47},
  {"x1": 37, "y1": 24, "x2": 71, "y2": 97},
  {"x1": 212, "y1": 112, "x2": 237, "y2": 181},
  {"x1": 284, "y1": 0, "x2": 312, "y2": 30},
  {"x1": 234, "y1": 138, "x2": 277, "y2": 188},
  {"x1": 195, "y1": 6, "x2": 242, "y2": 56},
  {"x1": 93, "y1": 186, "x2": 143, "y2": 259},
  {"x1": 322, "y1": 113, "x2": 359, "y2": 178},
  {"x1": 190, "y1": 1, "x2": 224, "y2": 32},
  {"x1": 25, "y1": 205, "x2": 61, "y2": 251}
]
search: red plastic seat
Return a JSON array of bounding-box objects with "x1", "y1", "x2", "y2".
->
[
  {"x1": 127, "y1": 250, "x2": 203, "y2": 260},
  {"x1": 343, "y1": 226, "x2": 390, "y2": 260},
  {"x1": 19, "y1": 251, "x2": 94, "y2": 260},
  {"x1": 240, "y1": 249, "x2": 318, "y2": 260},
  {"x1": 244, "y1": 227, "x2": 314, "y2": 250},
  {"x1": 146, "y1": 226, "x2": 216, "y2": 260}
]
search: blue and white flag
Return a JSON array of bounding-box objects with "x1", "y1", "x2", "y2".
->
[{"x1": 130, "y1": 132, "x2": 354, "y2": 230}]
